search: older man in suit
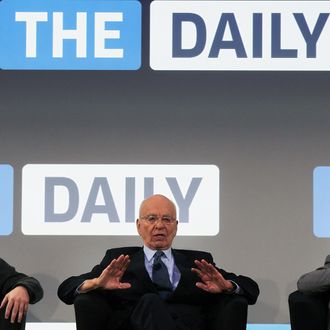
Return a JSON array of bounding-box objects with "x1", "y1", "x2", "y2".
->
[
  {"x1": 0, "y1": 258, "x2": 43, "y2": 330},
  {"x1": 58, "y1": 194, "x2": 259, "y2": 330}
]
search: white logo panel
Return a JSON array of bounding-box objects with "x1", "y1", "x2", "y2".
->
[
  {"x1": 150, "y1": 1, "x2": 330, "y2": 71},
  {"x1": 22, "y1": 164, "x2": 219, "y2": 236}
]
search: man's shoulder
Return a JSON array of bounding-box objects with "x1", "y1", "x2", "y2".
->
[
  {"x1": 104, "y1": 246, "x2": 142, "y2": 257},
  {"x1": 0, "y1": 258, "x2": 16, "y2": 275},
  {"x1": 172, "y1": 248, "x2": 213, "y2": 260}
]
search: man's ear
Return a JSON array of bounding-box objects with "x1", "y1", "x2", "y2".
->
[{"x1": 172, "y1": 220, "x2": 178, "y2": 237}]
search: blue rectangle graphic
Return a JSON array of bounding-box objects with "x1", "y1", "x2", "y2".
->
[
  {"x1": 313, "y1": 166, "x2": 330, "y2": 237},
  {"x1": 247, "y1": 325, "x2": 290, "y2": 330},
  {"x1": 0, "y1": 0, "x2": 141, "y2": 70},
  {"x1": 0, "y1": 165, "x2": 13, "y2": 235}
]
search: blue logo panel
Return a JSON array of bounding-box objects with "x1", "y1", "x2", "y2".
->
[
  {"x1": 313, "y1": 166, "x2": 330, "y2": 237},
  {"x1": 0, "y1": 165, "x2": 13, "y2": 236},
  {"x1": 247, "y1": 326, "x2": 290, "y2": 330},
  {"x1": 0, "y1": 0, "x2": 141, "y2": 70}
]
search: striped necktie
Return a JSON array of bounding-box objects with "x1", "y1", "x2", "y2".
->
[{"x1": 152, "y1": 250, "x2": 173, "y2": 299}]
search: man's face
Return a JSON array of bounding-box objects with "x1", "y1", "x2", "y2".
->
[{"x1": 136, "y1": 195, "x2": 178, "y2": 250}]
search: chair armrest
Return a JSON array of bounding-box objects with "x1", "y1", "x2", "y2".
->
[
  {"x1": 206, "y1": 294, "x2": 248, "y2": 330},
  {"x1": 0, "y1": 306, "x2": 26, "y2": 330},
  {"x1": 289, "y1": 290, "x2": 329, "y2": 330}
]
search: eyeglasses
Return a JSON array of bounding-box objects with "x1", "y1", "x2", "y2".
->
[{"x1": 140, "y1": 215, "x2": 177, "y2": 225}]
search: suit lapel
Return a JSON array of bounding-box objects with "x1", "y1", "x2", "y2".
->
[
  {"x1": 173, "y1": 249, "x2": 197, "y2": 274},
  {"x1": 171, "y1": 249, "x2": 211, "y2": 303},
  {"x1": 172, "y1": 249, "x2": 190, "y2": 271},
  {"x1": 128, "y1": 248, "x2": 156, "y2": 292},
  {"x1": 172, "y1": 249, "x2": 197, "y2": 291}
]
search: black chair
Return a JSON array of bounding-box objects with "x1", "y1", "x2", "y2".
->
[
  {"x1": 74, "y1": 291, "x2": 249, "y2": 330},
  {"x1": 289, "y1": 290, "x2": 329, "y2": 330},
  {"x1": 0, "y1": 307, "x2": 26, "y2": 330}
]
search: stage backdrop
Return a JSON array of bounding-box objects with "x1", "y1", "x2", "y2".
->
[{"x1": 1, "y1": 0, "x2": 330, "y2": 327}]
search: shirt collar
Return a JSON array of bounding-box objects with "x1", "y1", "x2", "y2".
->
[{"x1": 143, "y1": 245, "x2": 173, "y2": 262}]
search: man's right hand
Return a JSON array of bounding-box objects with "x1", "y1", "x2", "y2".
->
[
  {"x1": 80, "y1": 254, "x2": 131, "y2": 292},
  {"x1": 0, "y1": 286, "x2": 30, "y2": 323}
]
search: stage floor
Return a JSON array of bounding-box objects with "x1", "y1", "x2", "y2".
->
[{"x1": 26, "y1": 323, "x2": 291, "y2": 329}]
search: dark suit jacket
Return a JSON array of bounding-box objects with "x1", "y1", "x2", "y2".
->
[
  {"x1": 58, "y1": 246, "x2": 259, "y2": 306},
  {"x1": 0, "y1": 258, "x2": 43, "y2": 303}
]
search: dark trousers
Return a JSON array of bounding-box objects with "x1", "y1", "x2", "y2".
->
[
  {"x1": 0, "y1": 307, "x2": 26, "y2": 330},
  {"x1": 74, "y1": 291, "x2": 248, "y2": 330},
  {"x1": 130, "y1": 293, "x2": 203, "y2": 330},
  {"x1": 289, "y1": 290, "x2": 329, "y2": 330}
]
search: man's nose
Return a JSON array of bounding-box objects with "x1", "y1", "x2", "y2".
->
[{"x1": 154, "y1": 218, "x2": 165, "y2": 227}]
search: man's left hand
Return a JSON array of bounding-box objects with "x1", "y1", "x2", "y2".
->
[
  {"x1": 0, "y1": 286, "x2": 30, "y2": 323},
  {"x1": 192, "y1": 259, "x2": 234, "y2": 294}
]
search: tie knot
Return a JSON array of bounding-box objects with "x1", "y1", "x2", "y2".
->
[{"x1": 154, "y1": 250, "x2": 164, "y2": 260}]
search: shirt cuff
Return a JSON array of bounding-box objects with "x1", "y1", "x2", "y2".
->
[
  {"x1": 75, "y1": 281, "x2": 86, "y2": 294},
  {"x1": 226, "y1": 280, "x2": 242, "y2": 294}
]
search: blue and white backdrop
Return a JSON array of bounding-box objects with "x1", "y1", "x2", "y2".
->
[{"x1": 1, "y1": 0, "x2": 330, "y2": 329}]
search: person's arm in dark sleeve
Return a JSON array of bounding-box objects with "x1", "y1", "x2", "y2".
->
[
  {"x1": 58, "y1": 250, "x2": 113, "y2": 305},
  {"x1": 191, "y1": 253, "x2": 259, "y2": 305},
  {"x1": 220, "y1": 269, "x2": 260, "y2": 305},
  {"x1": 0, "y1": 258, "x2": 43, "y2": 303},
  {"x1": 14, "y1": 277, "x2": 43, "y2": 304},
  {"x1": 0, "y1": 258, "x2": 43, "y2": 323}
]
